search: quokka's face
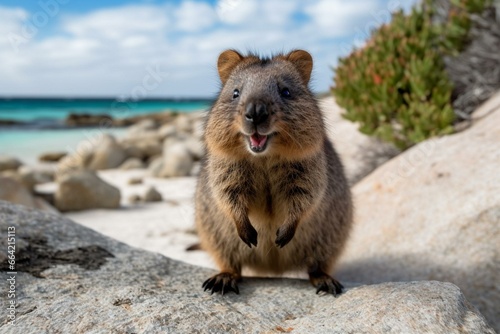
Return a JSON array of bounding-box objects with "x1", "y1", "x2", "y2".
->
[
  {"x1": 226, "y1": 66, "x2": 299, "y2": 155},
  {"x1": 206, "y1": 50, "x2": 324, "y2": 159}
]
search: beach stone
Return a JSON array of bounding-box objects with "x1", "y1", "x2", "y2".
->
[
  {"x1": 143, "y1": 186, "x2": 162, "y2": 202},
  {"x1": 56, "y1": 140, "x2": 95, "y2": 177},
  {"x1": 88, "y1": 134, "x2": 127, "y2": 170},
  {"x1": 128, "y1": 194, "x2": 141, "y2": 204},
  {"x1": 321, "y1": 97, "x2": 400, "y2": 184},
  {"x1": 121, "y1": 135, "x2": 162, "y2": 160},
  {"x1": 174, "y1": 114, "x2": 193, "y2": 133},
  {"x1": 159, "y1": 141, "x2": 193, "y2": 177},
  {"x1": 0, "y1": 176, "x2": 36, "y2": 208},
  {"x1": 184, "y1": 138, "x2": 205, "y2": 161},
  {"x1": 127, "y1": 177, "x2": 143, "y2": 185},
  {"x1": 65, "y1": 113, "x2": 113, "y2": 127},
  {"x1": 123, "y1": 145, "x2": 143, "y2": 159},
  {"x1": 336, "y1": 98, "x2": 500, "y2": 332},
  {"x1": 190, "y1": 162, "x2": 201, "y2": 176},
  {"x1": 127, "y1": 119, "x2": 158, "y2": 135},
  {"x1": 192, "y1": 118, "x2": 205, "y2": 140},
  {"x1": 38, "y1": 151, "x2": 67, "y2": 163},
  {"x1": 158, "y1": 123, "x2": 177, "y2": 139},
  {"x1": 119, "y1": 158, "x2": 145, "y2": 170},
  {"x1": 0, "y1": 201, "x2": 494, "y2": 333},
  {"x1": 55, "y1": 170, "x2": 121, "y2": 211},
  {"x1": 147, "y1": 156, "x2": 164, "y2": 177},
  {"x1": 0, "y1": 156, "x2": 23, "y2": 172}
]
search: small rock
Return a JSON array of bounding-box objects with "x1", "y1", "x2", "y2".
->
[
  {"x1": 56, "y1": 140, "x2": 95, "y2": 177},
  {"x1": 190, "y1": 162, "x2": 201, "y2": 176},
  {"x1": 184, "y1": 138, "x2": 205, "y2": 161},
  {"x1": 38, "y1": 151, "x2": 67, "y2": 163},
  {"x1": 55, "y1": 170, "x2": 121, "y2": 211},
  {"x1": 127, "y1": 194, "x2": 141, "y2": 204},
  {"x1": 119, "y1": 158, "x2": 145, "y2": 170},
  {"x1": 158, "y1": 124, "x2": 177, "y2": 139},
  {"x1": 0, "y1": 176, "x2": 36, "y2": 208},
  {"x1": 88, "y1": 134, "x2": 127, "y2": 170},
  {"x1": 174, "y1": 114, "x2": 193, "y2": 133},
  {"x1": 159, "y1": 142, "x2": 194, "y2": 177},
  {"x1": 127, "y1": 177, "x2": 143, "y2": 185},
  {"x1": 147, "y1": 156, "x2": 164, "y2": 177},
  {"x1": 127, "y1": 119, "x2": 158, "y2": 135},
  {"x1": 143, "y1": 186, "x2": 162, "y2": 202},
  {"x1": 0, "y1": 156, "x2": 23, "y2": 172},
  {"x1": 65, "y1": 113, "x2": 113, "y2": 127}
]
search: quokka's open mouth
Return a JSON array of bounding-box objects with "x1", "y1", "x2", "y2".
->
[{"x1": 248, "y1": 133, "x2": 268, "y2": 153}]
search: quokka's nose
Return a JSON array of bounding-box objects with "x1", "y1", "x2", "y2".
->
[{"x1": 245, "y1": 102, "x2": 269, "y2": 125}]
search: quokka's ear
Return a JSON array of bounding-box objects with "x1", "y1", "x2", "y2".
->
[
  {"x1": 217, "y1": 50, "x2": 244, "y2": 85},
  {"x1": 286, "y1": 50, "x2": 313, "y2": 85}
]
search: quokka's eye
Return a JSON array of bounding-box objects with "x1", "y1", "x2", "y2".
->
[
  {"x1": 233, "y1": 89, "x2": 240, "y2": 99},
  {"x1": 280, "y1": 87, "x2": 291, "y2": 98}
]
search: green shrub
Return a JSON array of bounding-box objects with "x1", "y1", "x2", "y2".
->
[{"x1": 332, "y1": 0, "x2": 490, "y2": 149}]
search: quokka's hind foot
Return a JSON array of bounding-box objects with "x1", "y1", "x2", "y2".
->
[
  {"x1": 308, "y1": 269, "x2": 344, "y2": 296},
  {"x1": 202, "y1": 272, "x2": 240, "y2": 295}
]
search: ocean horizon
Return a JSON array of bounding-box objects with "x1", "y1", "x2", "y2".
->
[{"x1": 0, "y1": 97, "x2": 212, "y2": 123}]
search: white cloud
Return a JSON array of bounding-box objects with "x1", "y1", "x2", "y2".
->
[
  {"x1": 0, "y1": 0, "x2": 417, "y2": 97},
  {"x1": 63, "y1": 5, "x2": 169, "y2": 40},
  {"x1": 175, "y1": 1, "x2": 216, "y2": 32},
  {"x1": 0, "y1": 6, "x2": 28, "y2": 47},
  {"x1": 304, "y1": 0, "x2": 380, "y2": 37}
]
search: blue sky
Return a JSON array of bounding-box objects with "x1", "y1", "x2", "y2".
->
[{"x1": 0, "y1": 0, "x2": 416, "y2": 98}]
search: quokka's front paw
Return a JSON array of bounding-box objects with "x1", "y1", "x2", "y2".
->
[
  {"x1": 236, "y1": 221, "x2": 258, "y2": 248},
  {"x1": 275, "y1": 222, "x2": 297, "y2": 248}
]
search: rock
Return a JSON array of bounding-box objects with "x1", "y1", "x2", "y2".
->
[
  {"x1": 184, "y1": 138, "x2": 205, "y2": 161},
  {"x1": 55, "y1": 170, "x2": 121, "y2": 211},
  {"x1": 158, "y1": 123, "x2": 177, "y2": 139},
  {"x1": 33, "y1": 197, "x2": 58, "y2": 214},
  {"x1": 65, "y1": 113, "x2": 113, "y2": 127},
  {"x1": 127, "y1": 119, "x2": 158, "y2": 135},
  {"x1": 18, "y1": 166, "x2": 54, "y2": 190},
  {"x1": 321, "y1": 97, "x2": 400, "y2": 184},
  {"x1": 123, "y1": 145, "x2": 143, "y2": 159},
  {"x1": 0, "y1": 202, "x2": 494, "y2": 333},
  {"x1": 38, "y1": 151, "x2": 67, "y2": 162},
  {"x1": 158, "y1": 141, "x2": 194, "y2": 177},
  {"x1": 143, "y1": 186, "x2": 162, "y2": 202},
  {"x1": 190, "y1": 162, "x2": 201, "y2": 176},
  {"x1": 192, "y1": 118, "x2": 205, "y2": 140},
  {"x1": 174, "y1": 114, "x2": 193, "y2": 133},
  {"x1": 336, "y1": 98, "x2": 500, "y2": 332},
  {"x1": 87, "y1": 134, "x2": 127, "y2": 170},
  {"x1": 127, "y1": 177, "x2": 143, "y2": 185},
  {"x1": 120, "y1": 135, "x2": 162, "y2": 159},
  {"x1": 119, "y1": 158, "x2": 145, "y2": 170},
  {"x1": 56, "y1": 141, "x2": 95, "y2": 177},
  {"x1": 127, "y1": 194, "x2": 141, "y2": 204},
  {"x1": 0, "y1": 155, "x2": 23, "y2": 172},
  {"x1": 2, "y1": 167, "x2": 53, "y2": 193},
  {"x1": 147, "y1": 156, "x2": 164, "y2": 177},
  {"x1": 0, "y1": 177, "x2": 59, "y2": 213},
  {"x1": 0, "y1": 176, "x2": 36, "y2": 208}
]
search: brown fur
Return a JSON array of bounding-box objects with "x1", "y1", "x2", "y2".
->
[{"x1": 196, "y1": 50, "x2": 353, "y2": 295}]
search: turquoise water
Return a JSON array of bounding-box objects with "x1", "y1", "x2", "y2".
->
[
  {"x1": 0, "y1": 128, "x2": 128, "y2": 165},
  {"x1": 0, "y1": 98, "x2": 211, "y2": 122},
  {"x1": 0, "y1": 98, "x2": 211, "y2": 164}
]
